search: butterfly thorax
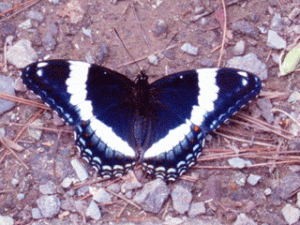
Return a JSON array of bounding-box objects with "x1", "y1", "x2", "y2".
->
[
  {"x1": 132, "y1": 73, "x2": 155, "y2": 151},
  {"x1": 135, "y1": 73, "x2": 151, "y2": 117}
]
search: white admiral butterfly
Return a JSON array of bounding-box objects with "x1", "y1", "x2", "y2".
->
[{"x1": 22, "y1": 60, "x2": 261, "y2": 180}]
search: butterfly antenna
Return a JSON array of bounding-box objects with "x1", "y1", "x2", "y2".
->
[
  {"x1": 161, "y1": 33, "x2": 178, "y2": 56},
  {"x1": 141, "y1": 33, "x2": 179, "y2": 77},
  {"x1": 114, "y1": 28, "x2": 142, "y2": 74}
]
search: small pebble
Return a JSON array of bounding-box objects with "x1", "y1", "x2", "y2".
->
[
  {"x1": 0, "y1": 128, "x2": 5, "y2": 138},
  {"x1": 97, "y1": 44, "x2": 109, "y2": 64},
  {"x1": 148, "y1": 54, "x2": 159, "y2": 66},
  {"x1": 200, "y1": 58, "x2": 214, "y2": 67},
  {"x1": 0, "y1": 215, "x2": 14, "y2": 225},
  {"x1": 200, "y1": 17, "x2": 207, "y2": 25},
  {"x1": 226, "y1": 53, "x2": 268, "y2": 80},
  {"x1": 228, "y1": 157, "x2": 252, "y2": 169},
  {"x1": 6, "y1": 39, "x2": 38, "y2": 68},
  {"x1": 258, "y1": 26, "x2": 267, "y2": 34},
  {"x1": 282, "y1": 203, "x2": 300, "y2": 225},
  {"x1": 296, "y1": 192, "x2": 300, "y2": 208},
  {"x1": 257, "y1": 98, "x2": 274, "y2": 124},
  {"x1": 11, "y1": 178, "x2": 19, "y2": 187},
  {"x1": 270, "y1": 13, "x2": 283, "y2": 31},
  {"x1": 231, "y1": 20, "x2": 259, "y2": 40},
  {"x1": 288, "y1": 7, "x2": 300, "y2": 20},
  {"x1": 32, "y1": 208, "x2": 43, "y2": 219},
  {"x1": 18, "y1": 19, "x2": 32, "y2": 29},
  {"x1": 36, "y1": 195, "x2": 61, "y2": 218},
  {"x1": 15, "y1": 77, "x2": 28, "y2": 92},
  {"x1": 264, "y1": 188, "x2": 272, "y2": 196},
  {"x1": 267, "y1": 30, "x2": 287, "y2": 50},
  {"x1": 0, "y1": 75, "x2": 16, "y2": 115},
  {"x1": 71, "y1": 159, "x2": 89, "y2": 181},
  {"x1": 164, "y1": 215, "x2": 184, "y2": 224},
  {"x1": 195, "y1": 6, "x2": 205, "y2": 14},
  {"x1": 82, "y1": 27, "x2": 92, "y2": 38},
  {"x1": 61, "y1": 177, "x2": 73, "y2": 189},
  {"x1": 235, "y1": 172, "x2": 247, "y2": 187},
  {"x1": 92, "y1": 188, "x2": 112, "y2": 204},
  {"x1": 133, "y1": 179, "x2": 170, "y2": 214},
  {"x1": 247, "y1": 174, "x2": 261, "y2": 186},
  {"x1": 282, "y1": 17, "x2": 292, "y2": 26},
  {"x1": 17, "y1": 193, "x2": 25, "y2": 201},
  {"x1": 27, "y1": 11, "x2": 44, "y2": 22},
  {"x1": 106, "y1": 182, "x2": 121, "y2": 193},
  {"x1": 181, "y1": 43, "x2": 198, "y2": 55},
  {"x1": 39, "y1": 181, "x2": 56, "y2": 195},
  {"x1": 171, "y1": 185, "x2": 192, "y2": 214},
  {"x1": 233, "y1": 213, "x2": 257, "y2": 225},
  {"x1": 232, "y1": 40, "x2": 246, "y2": 56},
  {"x1": 42, "y1": 33, "x2": 56, "y2": 51},
  {"x1": 288, "y1": 91, "x2": 300, "y2": 102},
  {"x1": 164, "y1": 48, "x2": 176, "y2": 60},
  {"x1": 188, "y1": 202, "x2": 206, "y2": 217},
  {"x1": 77, "y1": 186, "x2": 89, "y2": 196},
  {"x1": 86, "y1": 200, "x2": 101, "y2": 220},
  {"x1": 271, "y1": 53, "x2": 280, "y2": 64},
  {"x1": 28, "y1": 119, "x2": 43, "y2": 141},
  {"x1": 66, "y1": 189, "x2": 75, "y2": 197},
  {"x1": 153, "y1": 19, "x2": 167, "y2": 37}
]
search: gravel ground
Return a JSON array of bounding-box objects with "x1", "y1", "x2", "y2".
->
[{"x1": 1, "y1": 0, "x2": 300, "y2": 224}]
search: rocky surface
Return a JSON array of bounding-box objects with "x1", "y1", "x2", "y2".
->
[{"x1": 1, "y1": 0, "x2": 300, "y2": 224}]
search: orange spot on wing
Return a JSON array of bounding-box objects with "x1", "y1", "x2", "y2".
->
[{"x1": 193, "y1": 125, "x2": 200, "y2": 133}]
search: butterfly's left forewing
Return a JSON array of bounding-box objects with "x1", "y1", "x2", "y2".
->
[{"x1": 22, "y1": 60, "x2": 138, "y2": 178}]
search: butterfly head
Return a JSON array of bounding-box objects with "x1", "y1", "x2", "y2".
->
[{"x1": 135, "y1": 71, "x2": 149, "y2": 84}]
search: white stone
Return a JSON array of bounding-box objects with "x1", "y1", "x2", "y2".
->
[
  {"x1": 18, "y1": 19, "x2": 32, "y2": 29},
  {"x1": 228, "y1": 157, "x2": 252, "y2": 169},
  {"x1": 181, "y1": 43, "x2": 198, "y2": 55},
  {"x1": 247, "y1": 174, "x2": 261, "y2": 186},
  {"x1": 233, "y1": 40, "x2": 246, "y2": 56},
  {"x1": 148, "y1": 54, "x2": 159, "y2": 66},
  {"x1": 86, "y1": 200, "x2": 101, "y2": 220},
  {"x1": 17, "y1": 193, "x2": 25, "y2": 200},
  {"x1": 11, "y1": 178, "x2": 19, "y2": 187},
  {"x1": 61, "y1": 177, "x2": 74, "y2": 189},
  {"x1": 32, "y1": 208, "x2": 43, "y2": 219},
  {"x1": 6, "y1": 39, "x2": 38, "y2": 68},
  {"x1": 296, "y1": 192, "x2": 300, "y2": 208},
  {"x1": 71, "y1": 158, "x2": 89, "y2": 181},
  {"x1": 264, "y1": 188, "x2": 272, "y2": 196},
  {"x1": 188, "y1": 202, "x2": 206, "y2": 217},
  {"x1": 0, "y1": 215, "x2": 14, "y2": 225},
  {"x1": 267, "y1": 30, "x2": 287, "y2": 49},
  {"x1": 282, "y1": 203, "x2": 300, "y2": 225},
  {"x1": 92, "y1": 188, "x2": 112, "y2": 204},
  {"x1": 233, "y1": 213, "x2": 257, "y2": 225}
]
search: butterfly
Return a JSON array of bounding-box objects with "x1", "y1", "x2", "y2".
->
[{"x1": 22, "y1": 60, "x2": 261, "y2": 181}]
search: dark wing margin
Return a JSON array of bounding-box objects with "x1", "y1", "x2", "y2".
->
[
  {"x1": 142, "y1": 69, "x2": 261, "y2": 180},
  {"x1": 22, "y1": 60, "x2": 138, "y2": 178}
]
